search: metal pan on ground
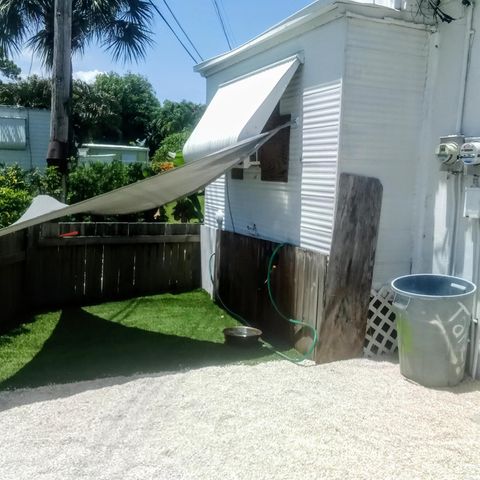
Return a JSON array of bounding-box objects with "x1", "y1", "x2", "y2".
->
[{"x1": 223, "y1": 326, "x2": 262, "y2": 347}]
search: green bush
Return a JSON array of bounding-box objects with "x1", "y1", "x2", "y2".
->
[
  {"x1": 0, "y1": 164, "x2": 34, "y2": 228},
  {"x1": 151, "y1": 131, "x2": 189, "y2": 168},
  {"x1": 0, "y1": 160, "x2": 204, "y2": 227},
  {"x1": 0, "y1": 187, "x2": 31, "y2": 228}
]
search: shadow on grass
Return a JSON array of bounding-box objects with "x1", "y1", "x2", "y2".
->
[{"x1": 0, "y1": 306, "x2": 271, "y2": 395}]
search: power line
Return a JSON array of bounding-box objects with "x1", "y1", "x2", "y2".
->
[
  {"x1": 217, "y1": 0, "x2": 236, "y2": 46},
  {"x1": 211, "y1": 0, "x2": 232, "y2": 50},
  {"x1": 161, "y1": 0, "x2": 204, "y2": 61},
  {"x1": 148, "y1": 1, "x2": 200, "y2": 63}
]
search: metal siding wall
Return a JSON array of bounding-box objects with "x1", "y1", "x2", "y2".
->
[
  {"x1": 28, "y1": 110, "x2": 51, "y2": 169},
  {"x1": 340, "y1": 19, "x2": 429, "y2": 286},
  {"x1": 203, "y1": 18, "x2": 347, "y2": 245},
  {"x1": 204, "y1": 175, "x2": 225, "y2": 229},
  {"x1": 300, "y1": 81, "x2": 342, "y2": 253},
  {"x1": 0, "y1": 107, "x2": 50, "y2": 169}
]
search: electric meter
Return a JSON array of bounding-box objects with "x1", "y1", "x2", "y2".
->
[
  {"x1": 435, "y1": 142, "x2": 459, "y2": 165},
  {"x1": 459, "y1": 142, "x2": 480, "y2": 165}
]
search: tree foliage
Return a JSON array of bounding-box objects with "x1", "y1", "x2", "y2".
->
[
  {"x1": 0, "y1": 164, "x2": 62, "y2": 227},
  {"x1": 0, "y1": 0, "x2": 155, "y2": 68},
  {"x1": 173, "y1": 195, "x2": 203, "y2": 223},
  {"x1": 71, "y1": 80, "x2": 119, "y2": 145},
  {"x1": 0, "y1": 161, "x2": 157, "y2": 226},
  {"x1": 0, "y1": 47, "x2": 20, "y2": 80},
  {"x1": 0, "y1": 73, "x2": 205, "y2": 154},
  {"x1": 67, "y1": 159, "x2": 152, "y2": 205},
  {"x1": 0, "y1": 158, "x2": 205, "y2": 226},
  {"x1": 87, "y1": 72, "x2": 160, "y2": 145},
  {"x1": 151, "y1": 131, "x2": 189, "y2": 166},
  {"x1": 150, "y1": 100, "x2": 204, "y2": 148},
  {"x1": 0, "y1": 75, "x2": 51, "y2": 108}
]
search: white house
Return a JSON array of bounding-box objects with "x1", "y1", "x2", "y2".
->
[
  {"x1": 0, "y1": 106, "x2": 50, "y2": 169},
  {"x1": 182, "y1": 0, "x2": 480, "y2": 372},
  {"x1": 3, "y1": 0, "x2": 480, "y2": 374}
]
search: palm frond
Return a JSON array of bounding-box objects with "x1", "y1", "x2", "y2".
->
[
  {"x1": 26, "y1": 29, "x2": 53, "y2": 68},
  {"x1": 119, "y1": 0, "x2": 153, "y2": 24},
  {"x1": 0, "y1": 0, "x2": 155, "y2": 68},
  {"x1": 102, "y1": 19, "x2": 153, "y2": 63},
  {"x1": 0, "y1": 0, "x2": 29, "y2": 56}
]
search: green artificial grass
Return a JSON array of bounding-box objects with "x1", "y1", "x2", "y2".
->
[{"x1": 0, "y1": 290, "x2": 290, "y2": 390}]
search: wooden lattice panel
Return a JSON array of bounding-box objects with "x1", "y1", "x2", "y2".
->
[{"x1": 364, "y1": 286, "x2": 397, "y2": 357}]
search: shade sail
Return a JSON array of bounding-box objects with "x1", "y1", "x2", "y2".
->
[
  {"x1": 183, "y1": 54, "x2": 301, "y2": 162},
  {"x1": 13, "y1": 195, "x2": 67, "y2": 225},
  {"x1": 0, "y1": 130, "x2": 277, "y2": 237}
]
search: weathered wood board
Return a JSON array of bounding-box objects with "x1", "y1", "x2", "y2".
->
[{"x1": 315, "y1": 173, "x2": 383, "y2": 363}]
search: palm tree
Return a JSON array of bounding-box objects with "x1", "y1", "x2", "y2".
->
[{"x1": 0, "y1": 0, "x2": 155, "y2": 67}]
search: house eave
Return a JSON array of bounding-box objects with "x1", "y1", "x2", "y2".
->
[{"x1": 194, "y1": 0, "x2": 431, "y2": 78}]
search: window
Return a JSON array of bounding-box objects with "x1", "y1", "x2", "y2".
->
[
  {"x1": 231, "y1": 104, "x2": 291, "y2": 182},
  {"x1": 0, "y1": 117, "x2": 27, "y2": 150},
  {"x1": 258, "y1": 104, "x2": 290, "y2": 182}
]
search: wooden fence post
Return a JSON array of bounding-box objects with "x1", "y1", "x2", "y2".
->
[{"x1": 24, "y1": 225, "x2": 40, "y2": 310}]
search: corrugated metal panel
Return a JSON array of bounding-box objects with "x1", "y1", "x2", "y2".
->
[
  {"x1": 300, "y1": 81, "x2": 342, "y2": 254},
  {"x1": 340, "y1": 18, "x2": 429, "y2": 285},
  {"x1": 204, "y1": 176, "x2": 225, "y2": 228}
]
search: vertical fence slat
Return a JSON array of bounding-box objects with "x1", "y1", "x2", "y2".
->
[
  {"x1": 84, "y1": 244, "x2": 103, "y2": 303},
  {"x1": 0, "y1": 230, "x2": 26, "y2": 331}
]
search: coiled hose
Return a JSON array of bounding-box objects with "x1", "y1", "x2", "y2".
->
[{"x1": 209, "y1": 242, "x2": 318, "y2": 364}]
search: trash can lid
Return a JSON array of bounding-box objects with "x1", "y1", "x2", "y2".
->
[{"x1": 391, "y1": 274, "x2": 476, "y2": 299}]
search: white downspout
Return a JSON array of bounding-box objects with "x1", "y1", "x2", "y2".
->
[
  {"x1": 454, "y1": 3, "x2": 478, "y2": 377},
  {"x1": 449, "y1": 4, "x2": 475, "y2": 277},
  {"x1": 472, "y1": 224, "x2": 480, "y2": 378},
  {"x1": 455, "y1": 4, "x2": 475, "y2": 134}
]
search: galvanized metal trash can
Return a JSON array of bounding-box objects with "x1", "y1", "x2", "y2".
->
[{"x1": 391, "y1": 274, "x2": 476, "y2": 388}]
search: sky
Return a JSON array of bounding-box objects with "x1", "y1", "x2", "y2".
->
[{"x1": 13, "y1": 0, "x2": 314, "y2": 104}]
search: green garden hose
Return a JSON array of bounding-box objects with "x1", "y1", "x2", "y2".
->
[
  {"x1": 209, "y1": 243, "x2": 318, "y2": 364},
  {"x1": 266, "y1": 243, "x2": 318, "y2": 362}
]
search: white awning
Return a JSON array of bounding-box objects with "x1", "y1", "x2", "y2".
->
[
  {"x1": 0, "y1": 130, "x2": 281, "y2": 237},
  {"x1": 183, "y1": 54, "x2": 301, "y2": 162}
]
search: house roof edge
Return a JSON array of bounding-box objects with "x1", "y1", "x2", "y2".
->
[{"x1": 194, "y1": 0, "x2": 429, "y2": 78}]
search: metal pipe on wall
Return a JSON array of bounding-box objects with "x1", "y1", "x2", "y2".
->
[{"x1": 455, "y1": 4, "x2": 475, "y2": 134}]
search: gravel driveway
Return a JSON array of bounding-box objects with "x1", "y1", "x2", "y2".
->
[{"x1": 0, "y1": 358, "x2": 479, "y2": 480}]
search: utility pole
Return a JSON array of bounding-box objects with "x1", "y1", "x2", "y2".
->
[{"x1": 46, "y1": 0, "x2": 72, "y2": 202}]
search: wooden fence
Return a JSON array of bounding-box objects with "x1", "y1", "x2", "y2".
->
[
  {"x1": 215, "y1": 230, "x2": 327, "y2": 354},
  {"x1": 0, "y1": 222, "x2": 201, "y2": 332}
]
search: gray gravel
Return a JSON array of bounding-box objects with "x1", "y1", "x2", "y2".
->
[{"x1": 0, "y1": 358, "x2": 479, "y2": 480}]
